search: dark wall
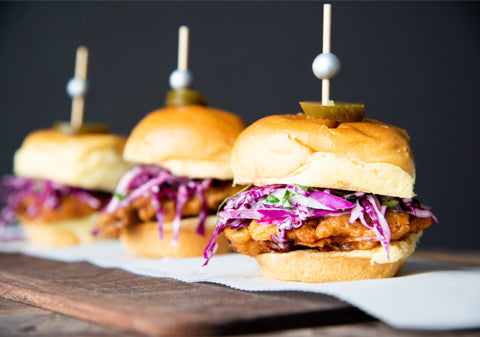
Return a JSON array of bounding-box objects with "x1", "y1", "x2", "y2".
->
[{"x1": 1, "y1": 1, "x2": 479, "y2": 249}]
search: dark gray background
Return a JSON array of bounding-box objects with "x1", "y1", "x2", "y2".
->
[{"x1": 1, "y1": 1, "x2": 479, "y2": 249}]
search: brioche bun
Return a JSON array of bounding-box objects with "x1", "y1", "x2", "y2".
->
[
  {"x1": 14, "y1": 130, "x2": 131, "y2": 192},
  {"x1": 19, "y1": 213, "x2": 100, "y2": 247},
  {"x1": 119, "y1": 215, "x2": 230, "y2": 258},
  {"x1": 256, "y1": 232, "x2": 421, "y2": 283},
  {"x1": 123, "y1": 105, "x2": 245, "y2": 180},
  {"x1": 232, "y1": 114, "x2": 415, "y2": 198}
]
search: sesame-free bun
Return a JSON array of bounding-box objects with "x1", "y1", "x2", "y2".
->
[
  {"x1": 119, "y1": 215, "x2": 230, "y2": 258},
  {"x1": 19, "y1": 213, "x2": 101, "y2": 247},
  {"x1": 232, "y1": 114, "x2": 416, "y2": 198},
  {"x1": 14, "y1": 130, "x2": 131, "y2": 192},
  {"x1": 123, "y1": 105, "x2": 245, "y2": 180},
  {"x1": 256, "y1": 232, "x2": 421, "y2": 283}
]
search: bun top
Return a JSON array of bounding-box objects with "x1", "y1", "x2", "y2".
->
[
  {"x1": 123, "y1": 105, "x2": 245, "y2": 180},
  {"x1": 14, "y1": 130, "x2": 131, "y2": 192},
  {"x1": 231, "y1": 114, "x2": 416, "y2": 198}
]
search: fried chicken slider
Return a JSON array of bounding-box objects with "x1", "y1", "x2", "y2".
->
[
  {"x1": 204, "y1": 112, "x2": 437, "y2": 282},
  {"x1": 96, "y1": 24, "x2": 247, "y2": 258},
  {"x1": 96, "y1": 104, "x2": 245, "y2": 258},
  {"x1": 0, "y1": 129, "x2": 131, "y2": 246}
]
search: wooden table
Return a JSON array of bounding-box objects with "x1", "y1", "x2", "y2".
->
[{"x1": 0, "y1": 250, "x2": 479, "y2": 337}]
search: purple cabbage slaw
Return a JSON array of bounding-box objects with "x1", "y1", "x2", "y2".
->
[
  {"x1": 0, "y1": 175, "x2": 103, "y2": 239},
  {"x1": 104, "y1": 165, "x2": 213, "y2": 245},
  {"x1": 203, "y1": 184, "x2": 437, "y2": 265}
]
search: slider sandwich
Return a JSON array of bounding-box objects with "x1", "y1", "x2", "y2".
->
[
  {"x1": 204, "y1": 112, "x2": 437, "y2": 282},
  {"x1": 0, "y1": 129, "x2": 131, "y2": 246},
  {"x1": 96, "y1": 25, "x2": 246, "y2": 258},
  {"x1": 204, "y1": 5, "x2": 436, "y2": 282},
  {"x1": 95, "y1": 103, "x2": 245, "y2": 257},
  {"x1": 0, "y1": 46, "x2": 131, "y2": 246}
]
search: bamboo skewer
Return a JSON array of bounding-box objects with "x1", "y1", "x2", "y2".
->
[
  {"x1": 177, "y1": 26, "x2": 189, "y2": 72},
  {"x1": 322, "y1": 4, "x2": 332, "y2": 106},
  {"x1": 168, "y1": 26, "x2": 194, "y2": 91},
  {"x1": 70, "y1": 46, "x2": 89, "y2": 131}
]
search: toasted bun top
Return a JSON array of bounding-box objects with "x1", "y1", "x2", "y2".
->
[
  {"x1": 123, "y1": 105, "x2": 245, "y2": 180},
  {"x1": 232, "y1": 114, "x2": 416, "y2": 198},
  {"x1": 14, "y1": 130, "x2": 131, "y2": 192}
]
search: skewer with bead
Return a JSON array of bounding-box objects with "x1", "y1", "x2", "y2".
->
[
  {"x1": 66, "y1": 46, "x2": 90, "y2": 131},
  {"x1": 312, "y1": 3, "x2": 341, "y2": 106},
  {"x1": 300, "y1": 4, "x2": 364, "y2": 123},
  {"x1": 165, "y1": 26, "x2": 207, "y2": 106},
  {"x1": 56, "y1": 46, "x2": 108, "y2": 134},
  {"x1": 169, "y1": 26, "x2": 193, "y2": 90}
]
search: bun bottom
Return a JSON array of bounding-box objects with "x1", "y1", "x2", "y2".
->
[
  {"x1": 255, "y1": 232, "x2": 422, "y2": 283},
  {"x1": 19, "y1": 213, "x2": 100, "y2": 247},
  {"x1": 119, "y1": 215, "x2": 230, "y2": 258}
]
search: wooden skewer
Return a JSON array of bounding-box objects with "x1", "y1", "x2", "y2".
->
[
  {"x1": 177, "y1": 26, "x2": 189, "y2": 72},
  {"x1": 70, "y1": 46, "x2": 89, "y2": 130},
  {"x1": 74, "y1": 46, "x2": 89, "y2": 80},
  {"x1": 322, "y1": 4, "x2": 332, "y2": 106}
]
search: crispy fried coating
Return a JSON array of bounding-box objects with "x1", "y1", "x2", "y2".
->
[
  {"x1": 225, "y1": 210, "x2": 433, "y2": 256},
  {"x1": 96, "y1": 182, "x2": 242, "y2": 238}
]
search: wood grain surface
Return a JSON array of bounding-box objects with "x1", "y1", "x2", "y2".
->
[
  {"x1": 2, "y1": 294, "x2": 480, "y2": 337},
  {"x1": 0, "y1": 296, "x2": 140, "y2": 337},
  {"x1": 412, "y1": 250, "x2": 480, "y2": 267},
  {"x1": 0, "y1": 253, "x2": 372, "y2": 336}
]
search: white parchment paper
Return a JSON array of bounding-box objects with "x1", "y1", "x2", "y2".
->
[{"x1": 0, "y1": 235, "x2": 479, "y2": 331}]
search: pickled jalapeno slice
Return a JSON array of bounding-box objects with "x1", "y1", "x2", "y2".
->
[
  {"x1": 299, "y1": 101, "x2": 365, "y2": 122},
  {"x1": 165, "y1": 88, "x2": 208, "y2": 107},
  {"x1": 53, "y1": 121, "x2": 110, "y2": 134}
]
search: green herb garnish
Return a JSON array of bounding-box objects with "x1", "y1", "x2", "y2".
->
[
  {"x1": 292, "y1": 184, "x2": 309, "y2": 191},
  {"x1": 381, "y1": 198, "x2": 400, "y2": 208},
  {"x1": 281, "y1": 190, "x2": 293, "y2": 208},
  {"x1": 113, "y1": 192, "x2": 126, "y2": 201},
  {"x1": 265, "y1": 195, "x2": 280, "y2": 204},
  {"x1": 216, "y1": 184, "x2": 252, "y2": 215}
]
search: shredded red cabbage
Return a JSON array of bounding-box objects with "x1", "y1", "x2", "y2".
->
[
  {"x1": 104, "y1": 165, "x2": 213, "y2": 245},
  {"x1": 0, "y1": 175, "x2": 104, "y2": 239},
  {"x1": 203, "y1": 184, "x2": 437, "y2": 265}
]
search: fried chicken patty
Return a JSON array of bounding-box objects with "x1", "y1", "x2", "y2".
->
[
  {"x1": 15, "y1": 193, "x2": 109, "y2": 223},
  {"x1": 96, "y1": 183, "x2": 242, "y2": 238},
  {"x1": 224, "y1": 209, "x2": 432, "y2": 256}
]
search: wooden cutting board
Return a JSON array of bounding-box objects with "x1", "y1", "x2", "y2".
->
[{"x1": 0, "y1": 253, "x2": 372, "y2": 336}]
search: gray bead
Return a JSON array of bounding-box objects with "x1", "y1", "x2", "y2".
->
[
  {"x1": 169, "y1": 69, "x2": 193, "y2": 89},
  {"x1": 66, "y1": 78, "x2": 89, "y2": 97},
  {"x1": 312, "y1": 53, "x2": 341, "y2": 80}
]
